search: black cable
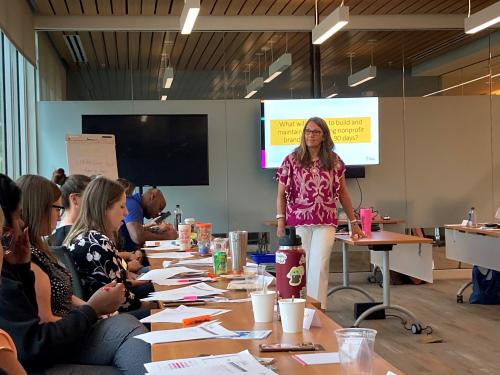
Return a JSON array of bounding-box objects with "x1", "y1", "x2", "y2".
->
[{"x1": 385, "y1": 314, "x2": 433, "y2": 335}]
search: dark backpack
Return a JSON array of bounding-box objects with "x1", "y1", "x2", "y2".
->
[{"x1": 469, "y1": 266, "x2": 500, "y2": 304}]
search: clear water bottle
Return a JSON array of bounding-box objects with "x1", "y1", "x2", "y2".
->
[
  {"x1": 466, "y1": 207, "x2": 477, "y2": 227},
  {"x1": 173, "y1": 204, "x2": 183, "y2": 230}
]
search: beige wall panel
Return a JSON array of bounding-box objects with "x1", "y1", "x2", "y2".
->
[
  {"x1": 347, "y1": 98, "x2": 407, "y2": 220},
  {"x1": 404, "y1": 96, "x2": 493, "y2": 227},
  {"x1": 0, "y1": 0, "x2": 35, "y2": 65}
]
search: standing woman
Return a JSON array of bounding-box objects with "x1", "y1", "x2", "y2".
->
[{"x1": 276, "y1": 117, "x2": 365, "y2": 309}]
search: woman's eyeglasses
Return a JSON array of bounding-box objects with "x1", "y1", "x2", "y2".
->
[
  {"x1": 52, "y1": 205, "x2": 65, "y2": 217},
  {"x1": 304, "y1": 128, "x2": 322, "y2": 136}
]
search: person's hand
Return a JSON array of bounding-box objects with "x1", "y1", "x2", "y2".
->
[
  {"x1": 157, "y1": 222, "x2": 174, "y2": 233},
  {"x1": 127, "y1": 259, "x2": 142, "y2": 272},
  {"x1": 5, "y1": 227, "x2": 31, "y2": 265},
  {"x1": 86, "y1": 282, "x2": 125, "y2": 316},
  {"x1": 350, "y1": 223, "x2": 366, "y2": 239},
  {"x1": 277, "y1": 219, "x2": 285, "y2": 237}
]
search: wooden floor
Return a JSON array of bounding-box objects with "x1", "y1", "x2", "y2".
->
[{"x1": 325, "y1": 278, "x2": 500, "y2": 375}]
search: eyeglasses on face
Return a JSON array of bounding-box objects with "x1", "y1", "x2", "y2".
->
[
  {"x1": 304, "y1": 128, "x2": 322, "y2": 136},
  {"x1": 52, "y1": 205, "x2": 65, "y2": 216}
]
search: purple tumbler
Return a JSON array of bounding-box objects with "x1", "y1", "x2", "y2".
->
[{"x1": 360, "y1": 208, "x2": 372, "y2": 236}]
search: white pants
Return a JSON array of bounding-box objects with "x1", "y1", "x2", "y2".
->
[{"x1": 296, "y1": 225, "x2": 336, "y2": 309}]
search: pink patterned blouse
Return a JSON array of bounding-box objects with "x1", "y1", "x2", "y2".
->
[{"x1": 277, "y1": 152, "x2": 346, "y2": 227}]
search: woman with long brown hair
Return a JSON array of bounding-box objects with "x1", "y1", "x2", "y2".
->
[
  {"x1": 64, "y1": 177, "x2": 151, "y2": 314},
  {"x1": 16, "y1": 174, "x2": 84, "y2": 322},
  {"x1": 276, "y1": 117, "x2": 365, "y2": 309}
]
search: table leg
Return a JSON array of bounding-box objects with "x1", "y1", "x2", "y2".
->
[
  {"x1": 327, "y1": 243, "x2": 375, "y2": 301},
  {"x1": 353, "y1": 250, "x2": 424, "y2": 333}
]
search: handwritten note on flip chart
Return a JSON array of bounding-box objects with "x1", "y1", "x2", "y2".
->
[{"x1": 65, "y1": 134, "x2": 118, "y2": 179}]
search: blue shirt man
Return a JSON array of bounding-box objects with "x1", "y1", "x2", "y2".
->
[{"x1": 119, "y1": 189, "x2": 177, "y2": 250}]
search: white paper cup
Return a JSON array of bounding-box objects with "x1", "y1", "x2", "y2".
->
[
  {"x1": 278, "y1": 298, "x2": 306, "y2": 333},
  {"x1": 251, "y1": 291, "x2": 276, "y2": 323},
  {"x1": 177, "y1": 224, "x2": 191, "y2": 251}
]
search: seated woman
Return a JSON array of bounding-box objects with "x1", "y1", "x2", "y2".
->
[
  {"x1": 50, "y1": 172, "x2": 91, "y2": 246},
  {"x1": 64, "y1": 177, "x2": 153, "y2": 312},
  {"x1": 0, "y1": 173, "x2": 150, "y2": 375},
  {"x1": 17, "y1": 174, "x2": 87, "y2": 322},
  {"x1": 0, "y1": 210, "x2": 26, "y2": 375},
  {"x1": 51, "y1": 171, "x2": 144, "y2": 273}
]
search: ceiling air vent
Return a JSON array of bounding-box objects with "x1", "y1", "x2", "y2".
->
[{"x1": 63, "y1": 34, "x2": 87, "y2": 63}]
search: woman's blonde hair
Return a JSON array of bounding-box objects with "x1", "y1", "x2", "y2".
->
[
  {"x1": 64, "y1": 177, "x2": 125, "y2": 246},
  {"x1": 16, "y1": 175, "x2": 61, "y2": 260},
  {"x1": 294, "y1": 117, "x2": 336, "y2": 170}
]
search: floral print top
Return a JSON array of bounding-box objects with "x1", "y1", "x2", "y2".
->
[
  {"x1": 277, "y1": 152, "x2": 346, "y2": 227},
  {"x1": 67, "y1": 230, "x2": 136, "y2": 308}
]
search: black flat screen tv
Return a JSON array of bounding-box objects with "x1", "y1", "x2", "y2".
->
[{"x1": 82, "y1": 114, "x2": 209, "y2": 186}]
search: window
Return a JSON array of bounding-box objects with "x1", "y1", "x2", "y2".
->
[{"x1": 0, "y1": 31, "x2": 37, "y2": 178}]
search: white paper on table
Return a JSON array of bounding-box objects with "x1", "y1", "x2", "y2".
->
[
  {"x1": 142, "y1": 282, "x2": 228, "y2": 301},
  {"x1": 303, "y1": 308, "x2": 322, "y2": 329},
  {"x1": 144, "y1": 350, "x2": 276, "y2": 375},
  {"x1": 292, "y1": 352, "x2": 340, "y2": 365},
  {"x1": 144, "y1": 240, "x2": 180, "y2": 249},
  {"x1": 154, "y1": 277, "x2": 213, "y2": 286},
  {"x1": 148, "y1": 252, "x2": 194, "y2": 259},
  {"x1": 177, "y1": 257, "x2": 213, "y2": 266},
  {"x1": 386, "y1": 372, "x2": 398, "y2": 375},
  {"x1": 134, "y1": 322, "x2": 238, "y2": 345},
  {"x1": 140, "y1": 305, "x2": 230, "y2": 323},
  {"x1": 138, "y1": 267, "x2": 204, "y2": 282}
]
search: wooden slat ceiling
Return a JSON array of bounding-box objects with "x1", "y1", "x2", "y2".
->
[{"x1": 33, "y1": 0, "x2": 500, "y2": 99}]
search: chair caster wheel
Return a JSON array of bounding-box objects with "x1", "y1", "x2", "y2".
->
[
  {"x1": 456, "y1": 295, "x2": 463, "y2": 303},
  {"x1": 411, "y1": 323, "x2": 422, "y2": 334}
]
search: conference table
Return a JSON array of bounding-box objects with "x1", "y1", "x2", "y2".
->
[
  {"x1": 444, "y1": 224, "x2": 500, "y2": 302},
  {"x1": 329, "y1": 231, "x2": 433, "y2": 333},
  {"x1": 146, "y1": 255, "x2": 404, "y2": 374}
]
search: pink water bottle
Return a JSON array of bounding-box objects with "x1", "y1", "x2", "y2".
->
[{"x1": 360, "y1": 208, "x2": 372, "y2": 236}]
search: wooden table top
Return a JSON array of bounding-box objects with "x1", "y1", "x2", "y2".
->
[
  {"x1": 146, "y1": 256, "x2": 404, "y2": 374},
  {"x1": 264, "y1": 218, "x2": 405, "y2": 227},
  {"x1": 335, "y1": 230, "x2": 433, "y2": 246},
  {"x1": 445, "y1": 224, "x2": 500, "y2": 237}
]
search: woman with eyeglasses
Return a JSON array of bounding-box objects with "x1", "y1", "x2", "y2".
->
[
  {"x1": 0, "y1": 173, "x2": 150, "y2": 374},
  {"x1": 50, "y1": 171, "x2": 91, "y2": 246},
  {"x1": 16, "y1": 174, "x2": 79, "y2": 322},
  {"x1": 276, "y1": 117, "x2": 365, "y2": 309}
]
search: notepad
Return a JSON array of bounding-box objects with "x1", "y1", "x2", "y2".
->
[{"x1": 292, "y1": 352, "x2": 340, "y2": 365}]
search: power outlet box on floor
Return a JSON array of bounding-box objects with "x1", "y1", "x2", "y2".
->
[{"x1": 354, "y1": 302, "x2": 386, "y2": 320}]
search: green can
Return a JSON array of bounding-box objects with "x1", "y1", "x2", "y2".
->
[{"x1": 213, "y1": 251, "x2": 227, "y2": 275}]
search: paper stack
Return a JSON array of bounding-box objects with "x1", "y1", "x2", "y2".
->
[
  {"x1": 135, "y1": 321, "x2": 238, "y2": 345},
  {"x1": 144, "y1": 350, "x2": 276, "y2": 374},
  {"x1": 141, "y1": 282, "x2": 228, "y2": 302}
]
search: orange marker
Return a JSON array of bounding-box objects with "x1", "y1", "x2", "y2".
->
[{"x1": 182, "y1": 315, "x2": 212, "y2": 326}]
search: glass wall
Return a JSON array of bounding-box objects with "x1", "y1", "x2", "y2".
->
[{"x1": 0, "y1": 31, "x2": 37, "y2": 177}]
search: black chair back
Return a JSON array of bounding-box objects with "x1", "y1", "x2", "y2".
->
[{"x1": 49, "y1": 246, "x2": 85, "y2": 299}]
